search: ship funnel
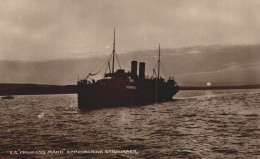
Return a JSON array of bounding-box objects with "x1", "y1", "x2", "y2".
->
[
  {"x1": 131, "y1": 61, "x2": 138, "y2": 76},
  {"x1": 139, "y1": 62, "x2": 145, "y2": 80}
]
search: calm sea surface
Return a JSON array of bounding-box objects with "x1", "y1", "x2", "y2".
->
[{"x1": 0, "y1": 89, "x2": 259, "y2": 159}]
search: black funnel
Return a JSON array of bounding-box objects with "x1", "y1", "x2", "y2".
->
[
  {"x1": 139, "y1": 62, "x2": 145, "y2": 80},
  {"x1": 131, "y1": 61, "x2": 138, "y2": 76}
]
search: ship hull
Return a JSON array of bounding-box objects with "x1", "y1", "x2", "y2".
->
[{"x1": 77, "y1": 82, "x2": 178, "y2": 109}]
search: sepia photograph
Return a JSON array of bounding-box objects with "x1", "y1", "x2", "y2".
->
[{"x1": 0, "y1": 0, "x2": 259, "y2": 158}]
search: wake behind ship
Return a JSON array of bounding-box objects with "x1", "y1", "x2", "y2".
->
[{"x1": 77, "y1": 29, "x2": 179, "y2": 109}]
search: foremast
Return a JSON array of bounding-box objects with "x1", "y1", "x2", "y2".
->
[{"x1": 112, "y1": 28, "x2": 116, "y2": 73}]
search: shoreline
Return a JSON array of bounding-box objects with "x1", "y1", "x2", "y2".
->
[{"x1": 0, "y1": 83, "x2": 260, "y2": 96}]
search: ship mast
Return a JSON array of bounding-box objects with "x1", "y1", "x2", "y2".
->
[
  {"x1": 112, "y1": 28, "x2": 116, "y2": 73},
  {"x1": 158, "y1": 43, "x2": 161, "y2": 79}
]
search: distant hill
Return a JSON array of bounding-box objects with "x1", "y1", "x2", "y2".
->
[
  {"x1": 0, "y1": 44, "x2": 260, "y2": 86},
  {"x1": 0, "y1": 84, "x2": 76, "y2": 96}
]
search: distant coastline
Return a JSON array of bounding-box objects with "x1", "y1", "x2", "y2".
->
[
  {"x1": 0, "y1": 83, "x2": 260, "y2": 96},
  {"x1": 180, "y1": 84, "x2": 260, "y2": 90},
  {"x1": 0, "y1": 84, "x2": 76, "y2": 96}
]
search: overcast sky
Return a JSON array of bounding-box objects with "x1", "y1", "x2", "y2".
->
[{"x1": 0, "y1": 0, "x2": 259, "y2": 61}]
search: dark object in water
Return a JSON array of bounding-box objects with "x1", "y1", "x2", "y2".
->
[
  {"x1": 77, "y1": 29, "x2": 179, "y2": 109},
  {"x1": 1, "y1": 95, "x2": 14, "y2": 99}
]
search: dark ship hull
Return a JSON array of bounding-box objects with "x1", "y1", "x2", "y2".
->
[{"x1": 77, "y1": 79, "x2": 179, "y2": 109}]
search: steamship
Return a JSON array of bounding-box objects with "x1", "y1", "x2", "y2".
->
[{"x1": 77, "y1": 29, "x2": 179, "y2": 109}]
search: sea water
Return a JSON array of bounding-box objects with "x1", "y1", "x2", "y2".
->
[{"x1": 0, "y1": 89, "x2": 259, "y2": 158}]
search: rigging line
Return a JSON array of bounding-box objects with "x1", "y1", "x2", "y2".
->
[
  {"x1": 143, "y1": 58, "x2": 156, "y2": 77},
  {"x1": 104, "y1": 54, "x2": 112, "y2": 75},
  {"x1": 104, "y1": 55, "x2": 113, "y2": 75},
  {"x1": 101, "y1": 61, "x2": 109, "y2": 77},
  {"x1": 160, "y1": 63, "x2": 168, "y2": 79},
  {"x1": 101, "y1": 65, "x2": 108, "y2": 77},
  {"x1": 146, "y1": 63, "x2": 154, "y2": 77},
  {"x1": 102, "y1": 54, "x2": 112, "y2": 72},
  {"x1": 153, "y1": 69, "x2": 157, "y2": 78},
  {"x1": 104, "y1": 61, "x2": 109, "y2": 75},
  {"x1": 117, "y1": 54, "x2": 130, "y2": 70},
  {"x1": 108, "y1": 61, "x2": 112, "y2": 73},
  {"x1": 115, "y1": 53, "x2": 122, "y2": 69},
  {"x1": 153, "y1": 61, "x2": 158, "y2": 69},
  {"x1": 160, "y1": 62, "x2": 166, "y2": 78},
  {"x1": 108, "y1": 54, "x2": 113, "y2": 73},
  {"x1": 151, "y1": 62, "x2": 158, "y2": 77},
  {"x1": 161, "y1": 61, "x2": 169, "y2": 76},
  {"x1": 88, "y1": 53, "x2": 109, "y2": 75},
  {"x1": 90, "y1": 54, "x2": 112, "y2": 76}
]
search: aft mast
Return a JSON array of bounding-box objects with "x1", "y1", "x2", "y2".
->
[
  {"x1": 158, "y1": 43, "x2": 161, "y2": 79},
  {"x1": 156, "y1": 43, "x2": 161, "y2": 103}
]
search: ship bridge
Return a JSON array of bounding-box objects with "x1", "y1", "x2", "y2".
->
[{"x1": 104, "y1": 69, "x2": 131, "y2": 79}]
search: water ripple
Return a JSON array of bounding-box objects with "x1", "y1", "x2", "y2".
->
[{"x1": 0, "y1": 90, "x2": 259, "y2": 158}]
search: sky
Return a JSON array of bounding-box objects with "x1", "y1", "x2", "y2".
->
[{"x1": 0, "y1": 0, "x2": 259, "y2": 61}]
